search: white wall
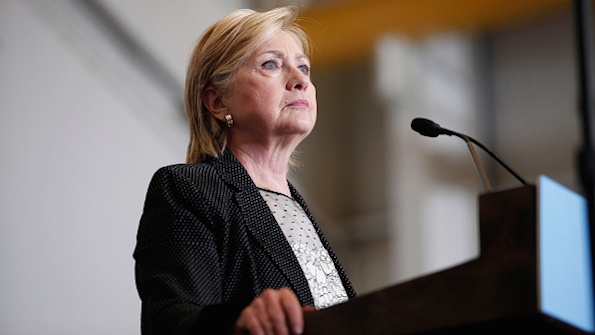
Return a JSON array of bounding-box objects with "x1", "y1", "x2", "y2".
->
[{"x1": 0, "y1": 0, "x2": 240, "y2": 334}]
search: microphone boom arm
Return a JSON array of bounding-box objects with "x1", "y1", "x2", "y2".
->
[
  {"x1": 461, "y1": 135, "x2": 492, "y2": 192},
  {"x1": 444, "y1": 128, "x2": 530, "y2": 186}
]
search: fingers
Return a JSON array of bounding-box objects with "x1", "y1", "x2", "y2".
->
[
  {"x1": 233, "y1": 288, "x2": 306, "y2": 335},
  {"x1": 234, "y1": 299, "x2": 266, "y2": 335},
  {"x1": 275, "y1": 288, "x2": 303, "y2": 335}
]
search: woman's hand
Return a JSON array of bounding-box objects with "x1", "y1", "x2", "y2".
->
[{"x1": 232, "y1": 287, "x2": 313, "y2": 335}]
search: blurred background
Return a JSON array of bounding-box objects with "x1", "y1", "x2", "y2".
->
[{"x1": 0, "y1": 0, "x2": 592, "y2": 333}]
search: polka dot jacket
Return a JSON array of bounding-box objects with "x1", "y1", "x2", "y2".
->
[{"x1": 134, "y1": 151, "x2": 356, "y2": 335}]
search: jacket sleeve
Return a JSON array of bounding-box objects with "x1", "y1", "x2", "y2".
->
[{"x1": 133, "y1": 166, "x2": 244, "y2": 335}]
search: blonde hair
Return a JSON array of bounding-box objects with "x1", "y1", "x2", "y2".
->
[{"x1": 184, "y1": 6, "x2": 311, "y2": 164}]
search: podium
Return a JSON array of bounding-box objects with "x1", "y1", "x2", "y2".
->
[{"x1": 304, "y1": 176, "x2": 594, "y2": 334}]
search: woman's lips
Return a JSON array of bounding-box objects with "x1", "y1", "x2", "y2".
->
[{"x1": 288, "y1": 99, "x2": 309, "y2": 107}]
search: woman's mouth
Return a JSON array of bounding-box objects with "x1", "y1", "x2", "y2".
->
[{"x1": 288, "y1": 99, "x2": 309, "y2": 108}]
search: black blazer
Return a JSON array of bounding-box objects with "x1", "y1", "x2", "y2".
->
[{"x1": 134, "y1": 151, "x2": 356, "y2": 335}]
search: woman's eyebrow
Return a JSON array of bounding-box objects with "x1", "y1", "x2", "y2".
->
[{"x1": 258, "y1": 50, "x2": 309, "y2": 62}]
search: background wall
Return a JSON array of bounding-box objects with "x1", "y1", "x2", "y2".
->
[
  {"x1": 0, "y1": 0, "x2": 241, "y2": 333},
  {"x1": 0, "y1": 0, "x2": 590, "y2": 334},
  {"x1": 492, "y1": 12, "x2": 581, "y2": 190}
]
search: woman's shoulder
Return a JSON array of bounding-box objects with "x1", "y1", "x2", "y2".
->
[
  {"x1": 150, "y1": 162, "x2": 223, "y2": 186},
  {"x1": 156, "y1": 162, "x2": 216, "y2": 176},
  {"x1": 143, "y1": 162, "x2": 238, "y2": 210},
  {"x1": 148, "y1": 152, "x2": 250, "y2": 194}
]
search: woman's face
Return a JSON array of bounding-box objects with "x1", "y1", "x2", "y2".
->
[{"x1": 224, "y1": 30, "x2": 317, "y2": 145}]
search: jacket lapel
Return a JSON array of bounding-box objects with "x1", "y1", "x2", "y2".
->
[{"x1": 212, "y1": 151, "x2": 315, "y2": 305}]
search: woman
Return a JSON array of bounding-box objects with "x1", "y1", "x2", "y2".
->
[{"x1": 134, "y1": 6, "x2": 356, "y2": 335}]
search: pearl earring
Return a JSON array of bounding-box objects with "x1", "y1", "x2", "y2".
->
[{"x1": 225, "y1": 114, "x2": 234, "y2": 127}]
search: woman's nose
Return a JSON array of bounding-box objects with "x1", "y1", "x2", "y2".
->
[{"x1": 287, "y1": 67, "x2": 310, "y2": 91}]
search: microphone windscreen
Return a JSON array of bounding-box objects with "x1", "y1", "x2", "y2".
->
[{"x1": 411, "y1": 118, "x2": 441, "y2": 137}]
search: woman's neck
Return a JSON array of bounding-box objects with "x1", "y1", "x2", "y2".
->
[{"x1": 229, "y1": 146, "x2": 292, "y2": 197}]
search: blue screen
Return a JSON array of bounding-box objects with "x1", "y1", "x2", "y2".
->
[{"x1": 539, "y1": 175, "x2": 594, "y2": 332}]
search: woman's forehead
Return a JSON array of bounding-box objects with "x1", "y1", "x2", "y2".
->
[{"x1": 251, "y1": 31, "x2": 307, "y2": 59}]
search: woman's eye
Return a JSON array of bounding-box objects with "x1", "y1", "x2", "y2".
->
[
  {"x1": 262, "y1": 60, "x2": 279, "y2": 69},
  {"x1": 298, "y1": 64, "x2": 310, "y2": 75}
]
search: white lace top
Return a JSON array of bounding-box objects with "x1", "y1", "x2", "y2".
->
[{"x1": 259, "y1": 189, "x2": 348, "y2": 309}]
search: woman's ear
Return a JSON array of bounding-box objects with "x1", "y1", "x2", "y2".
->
[{"x1": 203, "y1": 86, "x2": 228, "y2": 120}]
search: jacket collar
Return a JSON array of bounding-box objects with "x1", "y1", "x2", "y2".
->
[{"x1": 209, "y1": 150, "x2": 254, "y2": 192}]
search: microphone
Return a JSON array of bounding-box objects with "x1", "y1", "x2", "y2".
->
[
  {"x1": 411, "y1": 117, "x2": 529, "y2": 192},
  {"x1": 411, "y1": 118, "x2": 456, "y2": 137}
]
